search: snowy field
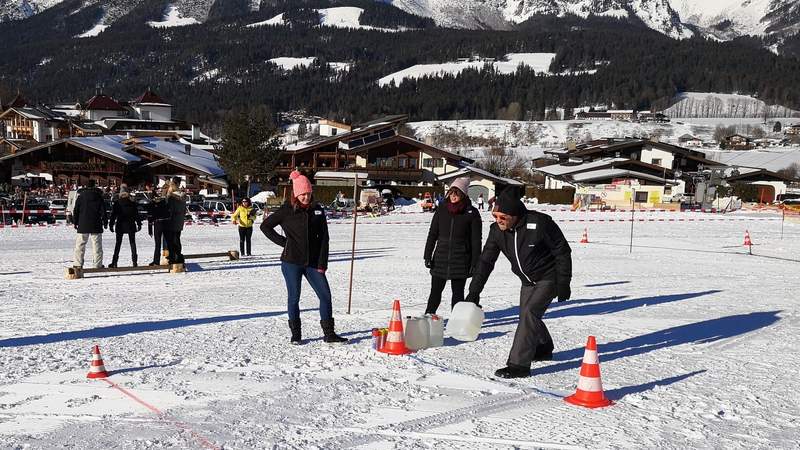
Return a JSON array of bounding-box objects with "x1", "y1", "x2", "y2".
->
[{"x1": 1, "y1": 207, "x2": 799, "y2": 449}]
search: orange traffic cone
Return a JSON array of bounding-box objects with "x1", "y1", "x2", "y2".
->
[
  {"x1": 743, "y1": 230, "x2": 752, "y2": 246},
  {"x1": 565, "y1": 336, "x2": 613, "y2": 408},
  {"x1": 86, "y1": 345, "x2": 109, "y2": 379},
  {"x1": 580, "y1": 228, "x2": 589, "y2": 244},
  {"x1": 378, "y1": 300, "x2": 413, "y2": 355}
]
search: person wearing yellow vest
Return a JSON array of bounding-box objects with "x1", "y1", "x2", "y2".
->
[{"x1": 232, "y1": 198, "x2": 257, "y2": 256}]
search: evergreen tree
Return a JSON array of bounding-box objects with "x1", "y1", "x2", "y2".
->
[{"x1": 216, "y1": 111, "x2": 284, "y2": 191}]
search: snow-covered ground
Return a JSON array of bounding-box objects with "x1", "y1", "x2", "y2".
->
[
  {"x1": 1, "y1": 208, "x2": 798, "y2": 448},
  {"x1": 665, "y1": 92, "x2": 800, "y2": 119},
  {"x1": 267, "y1": 57, "x2": 352, "y2": 72},
  {"x1": 408, "y1": 118, "x2": 800, "y2": 172},
  {"x1": 378, "y1": 53, "x2": 557, "y2": 87},
  {"x1": 148, "y1": 5, "x2": 200, "y2": 29},
  {"x1": 249, "y1": 7, "x2": 403, "y2": 32}
]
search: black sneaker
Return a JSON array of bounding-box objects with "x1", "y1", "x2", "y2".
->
[
  {"x1": 108, "y1": 263, "x2": 117, "y2": 268},
  {"x1": 494, "y1": 365, "x2": 531, "y2": 379}
]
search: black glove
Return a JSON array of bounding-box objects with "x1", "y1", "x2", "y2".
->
[
  {"x1": 148, "y1": 225, "x2": 153, "y2": 237},
  {"x1": 424, "y1": 259, "x2": 433, "y2": 269},
  {"x1": 465, "y1": 293, "x2": 481, "y2": 307},
  {"x1": 468, "y1": 265, "x2": 476, "y2": 276},
  {"x1": 557, "y1": 284, "x2": 571, "y2": 302},
  {"x1": 137, "y1": 223, "x2": 142, "y2": 232}
]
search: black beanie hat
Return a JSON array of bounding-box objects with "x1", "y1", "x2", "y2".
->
[{"x1": 494, "y1": 190, "x2": 525, "y2": 217}]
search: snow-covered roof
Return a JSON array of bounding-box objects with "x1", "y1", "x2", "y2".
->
[
  {"x1": 438, "y1": 165, "x2": 523, "y2": 186},
  {"x1": 132, "y1": 138, "x2": 224, "y2": 177},
  {"x1": 314, "y1": 171, "x2": 369, "y2": 179},
  {"x1": 535, "y1": 158, "x2": 628, "y2": 176},
  {"x1": 69, "y1": 136, "x2": 141, "y2": 163},
  {"x1": 571, "y1": 168, "x2": 679, "y2": 185}
]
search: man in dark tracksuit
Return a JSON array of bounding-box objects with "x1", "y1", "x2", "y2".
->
[
  {"x1": 109, "y1": 187, "x2": 142, "y2": 267},
  {"x1": 466, "y1": 190, "x2": 572, "y2": 378},
  {"x1": 147, "y1": 193, "x2": 170, "y2": 266}
]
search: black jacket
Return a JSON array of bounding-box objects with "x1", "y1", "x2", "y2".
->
[
  {"x1": 424, "y1": 200, "x2": 482, "y2": 280},
  {"x1": 147, "y1": 196, "x2": 170, "y2": 234},
  {"x1": 165, "y1": 194, "x2": 186, "y2": 232},
  {"x1": 73, "y1": 187, "x2": 107, "y2": 234},
  {"x1": 110, "y1": 195, "x2": 142, "y2": 234},
  {"x1": 469, "y1": 207, "x2": 571, "y2": 296},
  {"x1": 260, "y1": 201, "x2": 329, "y2": 269}
]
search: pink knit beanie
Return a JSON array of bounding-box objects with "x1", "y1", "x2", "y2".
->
[{"x1": 290, "y1": 170, "x2": 312, "y2": 197}]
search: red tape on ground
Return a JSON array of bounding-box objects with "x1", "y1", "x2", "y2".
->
[{"x1": 101, "y1": 378, "x2": 220, "y2": 450}]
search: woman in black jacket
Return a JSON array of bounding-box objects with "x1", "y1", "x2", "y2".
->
[
  {"x1": 261, "y1": 170, "x2": 347, "y2": 345},
  {"x1": 423, "y1": 177, "x2": 482, "y2": 314},
  {"x1": 109, "y1": 186, "x2": 142, "y2": 267}
]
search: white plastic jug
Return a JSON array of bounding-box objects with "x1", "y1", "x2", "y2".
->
[
  {"x1": 403, "y1": 316, "x2": 430, "y2": 350},
  {"x1": 425, "y1": 314, "x2": 444, "y2": 348},
  {"x1": 446, "y1": 302, "x2": 484, "y2": 341}
]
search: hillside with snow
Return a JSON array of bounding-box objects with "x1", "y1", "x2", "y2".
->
[
  {"x1": 378, "y1": 53, "x2": 558, "y2": 87},
  {"x1": 665, "y1": 92, "x2": 800, "y2": 119},
  {"x1": 248, "y1": 6, "x2": 406, "y2": 32}
]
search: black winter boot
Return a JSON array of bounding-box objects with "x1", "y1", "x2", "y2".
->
[
  {"x1": 494, "y1": 364, "x2": 531, "y2": 379},
  {"x1": 320, "y1": 318, "x2": 348, "y2": 344},
  {"x1": 533, "y1": 341, "x2": 554, "y2": 361},
  {"x1": 288, "y1": 319, "x2": 302, "y2": 345}
]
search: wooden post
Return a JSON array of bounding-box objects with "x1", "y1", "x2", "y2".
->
[{"x1": 347, "y1": 173, "x2": 358, "y2": 315}]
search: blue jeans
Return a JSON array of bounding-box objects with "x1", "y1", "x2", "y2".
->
[{"x1": 281, "y1": 262, "x2": 333, "y2": 321}]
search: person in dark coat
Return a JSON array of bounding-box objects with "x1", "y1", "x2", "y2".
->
[
  {"x1": 466, "y1": 189, "x2": 572, "y2": 379},
  {"x1": 72, "y1": 179, "x2": 108, "y2": 268},
  {"x1": 109, "y1": 185, "x2": 142, "y2": 267},
  {"x1": 163, "y1": 181, "x2": 186, "y2": 264},
  {"x1": 423, "y1": 177, "x2": 482, "y2": 315},
  {"x1": 260, "y1": 170, "x2": 347, "y2": 345},
  {"x1": 147, "y1": 191, "x2": 170, "y2": 266}
]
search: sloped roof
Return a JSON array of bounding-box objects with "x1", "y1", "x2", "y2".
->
[
  {"x1": 130, "y1": 137, "x2": 224, "y2": 177},
  {"x1": 571, "y1": 168, "x2": 679, "y2": 185},
  {"x1": 70, "y1": 136, "x2": 142, "y2": 163},
  {"x1": 438, "y1": 165, "x2": 523, "y2": 186},
  {"x1": 535, "y1": 158, "x2": 629, "y2": 176},
  {"x1": 84, "y1": 94, "x2": 125, "y2": 111},
  {"x1": 133, "y1": 89, "x2": 169, "y2": 105}
]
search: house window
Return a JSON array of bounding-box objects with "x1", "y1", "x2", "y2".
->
[
  {"x1": 408, "y1": 158, "x2": 418, "y2": 169},
  {"x1": 141, "y1": 111, "x2": 151, "y2": 120},
  {"x1": 375, "y1": 157, "x2": 394, "y2": 168},
  {"x1": 634, "y1": 191, "x2": 648, "y2": 203},
  {"x1": 652, "y1": 158, "x2": 662, "y2": 166},
  {"x1": 398, "y1": 157, "x2": 407, "y2": 169},
  {"x1": 331, "y1": 128, "x2": 337, "y2": 136},
  {"x1": 423, "y1": 158, "x2": 444, "y2": 168}
]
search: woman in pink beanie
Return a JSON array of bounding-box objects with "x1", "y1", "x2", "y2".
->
[{"x1": 260, "y1": 170, "x2": 347, "y2": 345}]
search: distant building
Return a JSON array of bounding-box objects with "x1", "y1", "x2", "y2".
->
[
  {"x1": 677, "y1": 134, "x2": 703, "y2": 148},
  {"x1": 784, "y1": 124, "x2": 800, "y2": 135},
  {"x1": 721, "y1": 134, "x2": 754, "y2": 150}
]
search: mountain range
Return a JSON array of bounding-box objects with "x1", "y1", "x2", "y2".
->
[{"x1": 3, "y1": 0, "x2": 799, "y2": 46}]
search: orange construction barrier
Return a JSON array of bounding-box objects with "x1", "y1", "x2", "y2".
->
[
  {"x1": 579, "y1": 228, "x2": 589, "y2": 244},
  {"x1": 743, "y1": 230, "x2": 753, "y2": 246},
  {"x1": 378, "y1": 300, "x2": 413, "y2": 355},
  {"x1": 565, "y1": 336, "x2": 613, "y2": 408}
]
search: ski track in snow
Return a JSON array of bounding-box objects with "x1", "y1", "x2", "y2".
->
[{"x1": 0, "y1": 207, "x2": 799, "y2": 448}]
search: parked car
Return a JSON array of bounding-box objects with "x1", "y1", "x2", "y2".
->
[
  {"x1": 186, "y1": 203, "x2": 214, "y2": 222},
  {"x1": 202, "y1": 199, "x2": 234, "y2": 220},
  {"x1": 49, "y1": 199, "x2": 68, "y2": 220}
]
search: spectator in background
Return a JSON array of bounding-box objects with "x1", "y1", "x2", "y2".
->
[
  {"x1": 147, "y1": 189, "x2": 170, "y2": 266},
  {"x1": 109, "y1": 185, "x2": 142, "y2": 268},
  {"x1": 231, "y1": 198, "x2": 256, "y2": 256},
  {"x1": 73, "y1": 180, "x2": 108, "y2": 269},
  {"x1": 163, "y1": 179, "x2": 186, "y2": 264}
]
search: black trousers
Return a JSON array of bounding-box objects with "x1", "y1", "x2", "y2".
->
[
  {"x1": 112, "y1": 231, "x2": 137, "y2": 265},
  {"x1": 164, "y1": 229, "x2": 183, "y2": 264},
  {"x1": 151, "y1": 223, "x2": 166, "y2": 264},
  {"x1": 238, "y1": 227, "x2": 253, "y2": 256},
  {"x1": 507, "y1": 280, "x2": 556, "y2": 369},
  {"x1": 425, "y1": 276, "x2": 466, "y2": 315}
]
